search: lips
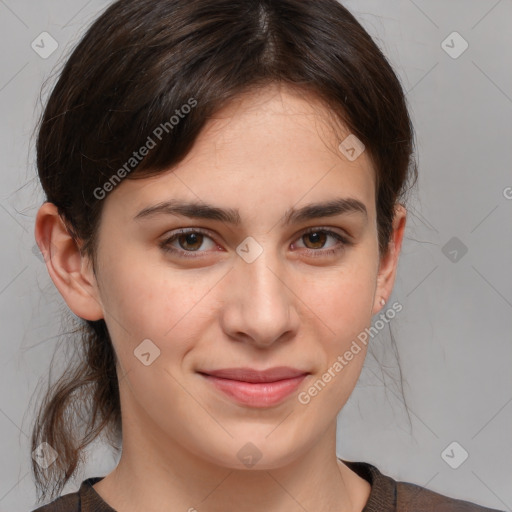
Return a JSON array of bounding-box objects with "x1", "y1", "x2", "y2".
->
[
  {"x1": 200, "y1": 366, "x2": 308, "y2": 383},
  {"x1": 198, "y1": 366, "x2": 309, "y2": 407}
]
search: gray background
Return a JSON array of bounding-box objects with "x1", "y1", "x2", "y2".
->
[{"x1": 0, "y1": 0, "x2": 511, "y2": 510}]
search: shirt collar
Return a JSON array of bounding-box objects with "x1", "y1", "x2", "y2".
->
[
  {"x1": 79, "y1": 459, "x2": 396, "y2": 512},
  {"x1": 341, "y1": 459, "x2": 397, "y2": 511}
]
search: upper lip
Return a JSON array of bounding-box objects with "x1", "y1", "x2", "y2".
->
[{"x1": 199, "y1": 366, "x2": 309, "y2": 383}]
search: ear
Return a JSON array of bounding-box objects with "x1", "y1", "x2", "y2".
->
[
  {"x1": 34, "y1": 202, "x2": 104, "y2": 321},
  {"x1": 372, "y1": 203, "x2": 407, "y2": 315}
]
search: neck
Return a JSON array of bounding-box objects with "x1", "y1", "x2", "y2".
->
[{"x1": 94, "y1": 422, "x2": 370, "y2": 512}]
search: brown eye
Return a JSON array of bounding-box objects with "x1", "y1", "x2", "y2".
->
[
  {"x1": 160, "y1": 229, "x2": 217, "y2": 257},
  {"x1": 177, "y1": 232, "x2": 204, "y2": 251},
  {"x1": 302, "y1": 231, "x2": 328, "y2": 250},
  {"x1": 294, "y1": 228, "x2": 351, "y2": 257}
]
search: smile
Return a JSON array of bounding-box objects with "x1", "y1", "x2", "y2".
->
[{"x1": 198, "y1": 367, "x2": 309, "y2": 407}]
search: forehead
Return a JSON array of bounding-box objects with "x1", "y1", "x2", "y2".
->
[
  {"x1": 103, "y1": 84, "x2": 376, "y2": 223},
  {"x1": 193, "y1": 84, "x2": 360, "y2": 159}
]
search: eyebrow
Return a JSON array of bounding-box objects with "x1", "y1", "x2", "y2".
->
[{"x1": 133, "y1": 197, "x2": 368, "y2": 225}]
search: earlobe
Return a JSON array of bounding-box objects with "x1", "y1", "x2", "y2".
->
[
  {"x1": 34, "y1": 202, "x2": 104, "y2": 321},
  {"x1": 373, "y1": 204, "x2": 407, "y2": 314}
]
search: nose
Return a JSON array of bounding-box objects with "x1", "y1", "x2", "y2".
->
[{"x1": 219, "y1": 241, "x2": 300, "y2": 348}]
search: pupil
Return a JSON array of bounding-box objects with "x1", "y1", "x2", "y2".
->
[
  {"x1": 181, "y1": 233, "x2": 201, "y2": 251},
  {"x1": 306, "y1": 232, "x2": 325, "y2": 248}
]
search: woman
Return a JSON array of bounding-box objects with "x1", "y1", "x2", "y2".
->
[{"x1": 30, "y1": 0, "x2": 504, "y2": 511}]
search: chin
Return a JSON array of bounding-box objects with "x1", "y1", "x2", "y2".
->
[{"x1": 191, "y1": 433, "x2": 310, "y2": 471}]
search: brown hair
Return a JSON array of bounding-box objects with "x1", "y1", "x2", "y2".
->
[{"x1": 31, "y1": 0, "x2": 417, "y2": 503}]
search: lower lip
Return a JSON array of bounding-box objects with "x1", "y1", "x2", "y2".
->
[{"x1": 201, "y1": 374, "x2": 307, "y2": 407}]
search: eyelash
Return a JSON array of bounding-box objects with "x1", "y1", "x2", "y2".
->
[{"x1": 159, "y1": 227, "x2": 352, "y2": 259}]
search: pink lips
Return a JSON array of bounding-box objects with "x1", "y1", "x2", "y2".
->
[{"x1": 199, "y1": 366, "x2": 308, "y2": 407}]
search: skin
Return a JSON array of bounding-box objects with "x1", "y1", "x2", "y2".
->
[{"x1": 35, "y1": 83, "x2": 406, "y2": 512}]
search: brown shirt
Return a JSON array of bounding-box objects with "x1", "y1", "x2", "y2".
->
[{"x1": 31, "y1": 459, "x2": 505, "y2": 512}]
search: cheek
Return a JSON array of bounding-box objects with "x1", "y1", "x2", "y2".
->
[
  {"x1": 297, "y1": 264, "x2": 376, "y2": 414},
  {"x1": 305, "y1": 251, "x2": 378, "y2": 340},
  {"x1": 298, "y1": 248, "x2": 378, "y2": 403},
  {"x1": 97, "y1": 254, "x2": 218, "y2": 366}
]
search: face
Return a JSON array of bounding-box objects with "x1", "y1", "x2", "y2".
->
[{"x1": 50, "y1": 83, "x2": 405, "y2": 470}]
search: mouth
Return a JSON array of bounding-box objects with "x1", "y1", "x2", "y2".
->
[{"x1": 198, "y1": 367, "x2": 309, "y2": 407}]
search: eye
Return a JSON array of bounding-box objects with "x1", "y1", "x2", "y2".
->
[
  {"x1": 293, "y1": 227, "x2": 351, "y2": 257},
  {"x1": 159, "y1": 228, "x2": 218, "y2": 257},
  {"x1": 160, "y1": 226, "x2": 351, "y2": 259}
]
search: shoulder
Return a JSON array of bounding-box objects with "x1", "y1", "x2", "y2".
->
[
  {"x1": 396, "y1": 480, "x2": 504, "y2": 512},
  {"x1": 30, "y1": 492, "x2": 79, "y2": 512},
  {"x1": 341, "y1": 459, "x2": 505, "y2": 512},
  {"x1": 29, "y1": 477, "x2": 105, "y2": 512}
]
